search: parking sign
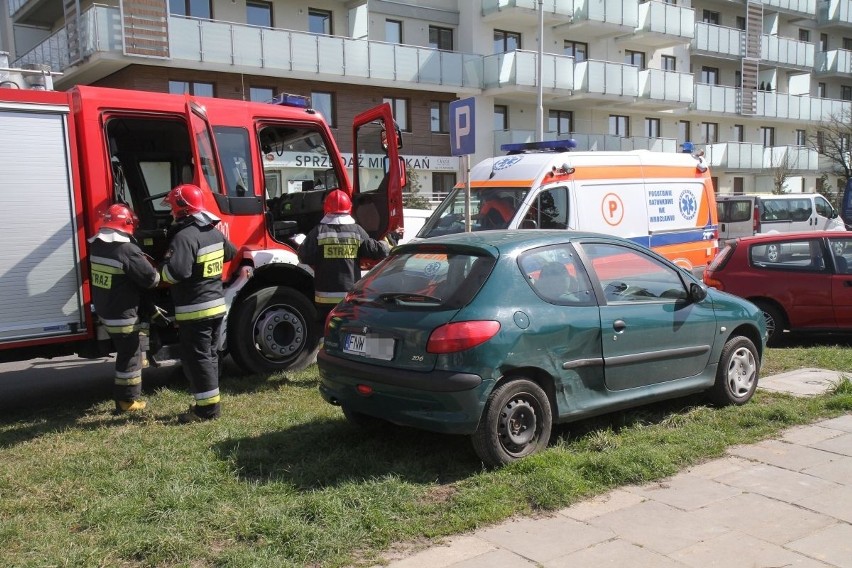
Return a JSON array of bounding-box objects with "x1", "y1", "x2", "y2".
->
[{"x1": 449, "y1": 98, "x2": 475, "y2": 156}]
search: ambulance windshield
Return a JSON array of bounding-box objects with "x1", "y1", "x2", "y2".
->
[{"x1": 417, "y1": 187, "x2": 530, "y2": 238}]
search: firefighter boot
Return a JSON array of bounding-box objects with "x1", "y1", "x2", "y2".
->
[
  {"x1": 177, "y1": 403, "x2": 221, "y2": 424},
  {"x1": 115, "y1": 399, "x2": 147, "y2": 414}
]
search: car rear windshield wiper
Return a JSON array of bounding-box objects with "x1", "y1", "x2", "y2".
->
[{"x1": 378, "y1": 292, "x2": 443, "y2": 304}]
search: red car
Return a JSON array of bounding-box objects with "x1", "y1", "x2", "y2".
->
[{"x1": 704, "y1": 230, "x2": 852, "y2": 345}]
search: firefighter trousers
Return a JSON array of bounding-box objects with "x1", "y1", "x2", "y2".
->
[
  {"x1": 177, "y1": 316, "x2": 223, "y2": 418},
  {"x1": 110, "y1": 330, "x2": 144, "y2": 402}
]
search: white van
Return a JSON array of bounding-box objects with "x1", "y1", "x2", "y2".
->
[
  {"x1": 716, "y1": 193, "x2": 845, "y2": 246},
  {"x1": 414, "y1": 141, "x2": 719, "y2": 273}
]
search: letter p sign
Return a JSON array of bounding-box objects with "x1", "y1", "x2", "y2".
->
[{"x1": 449, "y1": 98, "x2": 476, "y2": 156}]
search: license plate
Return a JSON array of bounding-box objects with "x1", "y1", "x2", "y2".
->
[{"x1": 343, "y1": 333, "x2": 395, "y2": 360}]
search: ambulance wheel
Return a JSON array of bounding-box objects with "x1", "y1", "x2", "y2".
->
[{"x1": 229, "y1": 286, "x2": 320, "y2": 375}]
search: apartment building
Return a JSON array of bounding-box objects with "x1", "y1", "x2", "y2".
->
[{"x1": 2, "y1": 0, "x2": 850, "y2": 198}]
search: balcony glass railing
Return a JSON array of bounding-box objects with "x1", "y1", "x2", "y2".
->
[
  {"x1": 574, "y1": 60, "x2": 638, "y2": 97},
  {"x1": 492, "y1": 131, "x2": 678, "y2": 154},
  {"x1": 692, "y1": 23, "x2": 742, "y2": 57},
  {"x1": 764, "y1": 0, "x2": 817, "y2": 16},
  {"x1": 815, "y1": 49, "x2": 852, "y2": 74},
  {"x1": 818, "y1": 0, "x2": 852, "y2": 24},
  {"x1": 693, "y1": 84, "x2": 740, "y2": 114},
  {"x1": 569, "y1": 0, "x2": 639, "y2": 27},
  {"x1": 482, "y1": 50, "x2": 574, "y2": 90},
  {"x1": 764, "y1": 146, "x2": 819, "y2": 170},
  {"x1": 757, "y1": 91, "x2": 852, "y2": 121},
  {"x1": 8, "y1": 0, "x2": 27, "y2": 17},
  {"x1": 761, "y1": 35, "x2": 814, "y2": 67},
  {"x1": 639, "y1": 69, "x2": 693, "y2": 103},
  {"x1": 637, "y1": 1, "x2": 694, "y2": 39},
  {"x1": 702, "y1": 143, "x2": 764, "y2": 169},
  {"x1": 481, "y1": 0, "x2": 571, "y2": 17}
]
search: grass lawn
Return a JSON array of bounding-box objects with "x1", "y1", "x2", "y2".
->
[{"x1": 1, "y1": 341, "x2": 851, "y2": 567}]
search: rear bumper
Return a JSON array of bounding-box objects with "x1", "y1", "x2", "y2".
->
[{"x1": 317, "y1": 349, "x2": 487, "y2": 435}]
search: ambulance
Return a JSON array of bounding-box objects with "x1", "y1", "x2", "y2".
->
[{"x1": 415, "y1": 141, "x2": 719, "y2": 274}]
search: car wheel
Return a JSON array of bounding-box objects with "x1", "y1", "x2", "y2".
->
[
  {"x1": 832, "y1": 240, "x2": 846, "y2": 256},
  {"x1": 341, "y1": 406, "x2": 388, "y2": 430},
  {"x1": 753, "y1": 300, "x2": 785, "y2": 347},
  {"x1": 471, "y1": 378, "x2": 552, "y2": 467},
  {"x1": 707, "y1": 336, "x2": 759, "y2": 406},
  {"x1": 766, "y1": 243, "x2": 780, "y2": 262},
  {"x1": 229, "y1": 286, "x2": 320, "y2": 375}
]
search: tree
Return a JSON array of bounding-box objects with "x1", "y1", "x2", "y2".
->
[
  {"x1": 769, "y1": 149, "x2": 793, "y2": 194},
  {"x1": 808, "y1": 108, "x2": 852, "y2": 196}
]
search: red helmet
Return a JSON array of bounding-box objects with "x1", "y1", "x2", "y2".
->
[
  {"x1": 100, "y1": 203, "x2": 138, "y2": 234},
  {"x1": 323, "y1": 189, "x2": 352, "y2": 215},
  {"x1": 162, "y1": 184, "x2": 206, "y2": 218}
]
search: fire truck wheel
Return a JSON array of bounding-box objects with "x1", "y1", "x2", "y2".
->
[{"x1": 229, "y1": 285, "x2": 320, "y2": 375}]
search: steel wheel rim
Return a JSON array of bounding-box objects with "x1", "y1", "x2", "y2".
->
[
  {"x1": 726, "y1": 346, "x2": 756, "y2": 398},
  {"x1": 253, "y1": 303, "x2": 306, "y2": 362},
  {"x1": 498, "y1": 394, "x2": 541, "y2": 456}
]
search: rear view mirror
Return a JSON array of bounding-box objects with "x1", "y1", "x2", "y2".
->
[{"x1": 689, "y1": 282, "x2": 708, "y2": 302}]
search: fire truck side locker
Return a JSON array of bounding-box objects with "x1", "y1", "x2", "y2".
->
[{"x1": 0, "y1": 92, "x2": 90, "y2": 349}]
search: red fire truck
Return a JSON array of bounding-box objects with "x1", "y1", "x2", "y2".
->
[{"x1": 0, "y1": 67, "x2": 404, "y2": 375}]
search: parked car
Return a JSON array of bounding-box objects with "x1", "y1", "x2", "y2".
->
[
  {"x1": 704, "y1": 230, "x2": 852, "y2": 345},
  {"x1": 318, "y1": 230, "x2": 766, "y2": 467}
]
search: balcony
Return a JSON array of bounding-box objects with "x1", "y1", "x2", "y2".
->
[
  {"x1": 637, "y1": 69, "x2": 693, "y2": 109},
  {"x1": 481, "y1": 0, "x2": 572, "y2": 26},
  {"x1": 630, "y1": 1, "x2": 694, "y2": 47},
  {"x1": 815, "y1": 49, "x2": 852, "y2": 76},
  {"x1": 692, "y1": 23, "x2": 742, "y2": 59},
  {"x1": 481, "y1": 50, "x2": 574, "y2": 95},
  {"x1": 693, "y1": 84, "x2": 740, "y2": 114},
  {"x1": 7, "y1": 0, "x2": 62, "y2": 26},
  {"x1": 763, "y1": 0, "x2": 817, "y2": 17},
  {"x1": 765, "y1": 145, "x2": 819, "y2": 171},
  {"x1": 818, "y1": 0, "x2": 852, "y2": 28},
  {"x1": 757, "y1": 91, "x2": 852, "y2": 121},
  {"x1": 702, "y1": 143, "x2": 765, "y2": 170},
  {"x1": 492, "y1": 130, "x2": 678, "y2": 154},
  {"x1": 557, "y1": 0, "x2": 638, "y2": 40},
  {"x1": 761, "y1": 35, "x2": 814, "y2": 69},
  {"x1": 572, "y1": 60, "x2": 639, "y2": 104}
]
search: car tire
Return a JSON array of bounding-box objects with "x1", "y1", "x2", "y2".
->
[
  {"x1": 229, "y1": 286, "x2": 320, "y2": 375},
  {"x1": 707, "y1": 336, "x2": 759, "y2": 406},
  {"x1": 341, "y1": 406, "x2": 389, "y2": 430},
  {"x1": 753, "y1": 300, "x2": 785, "y2": 347},
  {"x1": 471, "y1": 378, "x2": 552, "y2": 467}
]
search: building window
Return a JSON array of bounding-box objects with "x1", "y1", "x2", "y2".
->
[
  {"x1": 843, "y1": 85, "x2": 852, "y2": 100},
  {"x1": 679, "y1": 120, "x2": 691, "y2": 144},
  {"x1": 494, "y1": 30, "x2": 521, "y2": 53},
  {"x1": 249, "y1": 86, "x2": 273, "y2": 102},
  {"x1": 818, "y1": 82, "x2": 827, "y2": 98},
  {"x1": 760, "y1": 126, "x2": 775, "y2": 147},
  {"x1": 386, "y1": 19, "x2": 402, "y2": 43},
  {"x1": 702, "y1": 10, "x2": 720, "y2": 25},
  {"x1": 246, "y1": 1, "x2": 272, "y2": 27},
  {"x1": 430, "y1": 101, "x2": 450, "y2": 133},
  {"x1": 429, "y1": 26, "x2": 453, "y2": 51},
  {"x1": 548, "y1": 110, "x2": 573, "y2": 135},
  {"x1": 564, "y1": 40, "x2": 588, "y2": 61},
  {"x1": 309, "y1": 8, "x2": 332, "y2": 35},
  {"x1": 494, "y1": 105, "x2": 509, "y2": 130},
  {"x1": 312, "y1": 91, "x2": 335, "y2": 127},
  {"x1": 817, "y1": 130, "x2": 825, "y2": 153},
  {"x1": 844, "y1": 37, "x2": 852, "y2": 50},
  {"x1": 820, "y1": 33, "x2": 828, "y2": 51},
  {"x1": 700, "y1": 66, "x2": 720, "y2": 85},
  {"x1": 169, "y1": 0, "x2": 211, "y2": 18},
  {"x1": 661, "y1": 55, "x2": 676, "y2": 71},
  {"x1": 701, "y1": 122, "x2": 718, "y2": 144},
  {"x1": 733, "y1": 177, "x2": 744, "y2": 194},
  {"x1": 644, "y1": 117, "x2": 661, "y2": 138},
  {"x1": 736, "y1": 16, "x2": 746, "y2": 30},
  {"x1": 384, "y1": 97, "x2": 409, "y2": 131},
  {"x1": 624, "y1": 50, "x2": 645, "y2": 69},
  {"x1": 609, "y1": 115, "x2": 630, "y2": 137},
  {"x1": 735, "y1": 71, "x2": 742, "y2": 88},
  {"x1": 432, "y1": 172, "x2": 457, "y2": 201},
  {"x1": 799, "y1": 29, "x2": 811, "y2": 42},
  {"x1": 734, "y1": 124, "x2": 744, "y2": 142},
  {"x1": 796, "y1": 129, "x2": 807, "y2": 146},
  {"x1": 169, "y1": 80, "x2": 214, "y2": 97}
]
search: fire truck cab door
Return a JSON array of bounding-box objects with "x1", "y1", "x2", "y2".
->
[{"x1": 352, "y1": 103, "x2": 404, "y2": 239}]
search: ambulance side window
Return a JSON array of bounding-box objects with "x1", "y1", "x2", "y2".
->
[{"x1": 523, "y1": 187, "x2": 569, "y2": 230}]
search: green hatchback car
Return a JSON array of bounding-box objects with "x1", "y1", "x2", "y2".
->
[{"x1": 318, "y1": 231, "x2": 766, "y2": 467}]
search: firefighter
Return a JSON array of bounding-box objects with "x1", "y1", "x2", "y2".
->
[
  {"x1": 298, "y1": 189, "x2": 392, "y2": 323},
  {"x1": 88, "y1": 203, "x2": 160, "y2": 414},
  {"x1": 160, "y1": 184, "x2": 237, "y2": 423}
]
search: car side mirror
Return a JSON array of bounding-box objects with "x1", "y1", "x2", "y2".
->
[{"x1": 689, "y1": 282, "x2": 708, "y2": 302}]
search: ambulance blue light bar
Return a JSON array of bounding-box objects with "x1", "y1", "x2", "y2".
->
[
  {"x1": 268, "y1": 93, "x2": 311, "y2": 109},
  {"x1": 501, "y1": 139, "x2": 577, "y2": 154}
]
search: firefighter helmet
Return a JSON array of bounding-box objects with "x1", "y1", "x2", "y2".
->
[
  {"x1": 100, "y1": 203, "x2": 138, "y2": 234},
  {"x1": 323, "y1": 189, "x2": 352, "y2": 215},
  {"x1": 162, "y1": 184, "x2": 206, "y2": 218}
]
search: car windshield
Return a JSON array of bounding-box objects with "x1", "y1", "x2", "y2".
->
[
  {"x1": 349, "y1": 248, "x2": 496, "y2": 309},
  {"x1": 417, "y1": 187, "x2": 530, "y2": 238}
]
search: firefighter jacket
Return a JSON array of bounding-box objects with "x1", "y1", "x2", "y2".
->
[
  {"x1": 298, "y1": 214, "x2": 390, "y2": 305},
  {"x1": 88, "y1": 229, "x2": 160, "y2": 334},
  {"x1": 160, "y1": 217, "x2": 237, "y2": 322}
]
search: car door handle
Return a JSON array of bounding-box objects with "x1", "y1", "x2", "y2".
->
[
  {"x1": 844, "y1": 281, "x2": 852, "y2": 287},
  {"x1": 613, "y1": 319, "x2": 627, "y2": 332}
]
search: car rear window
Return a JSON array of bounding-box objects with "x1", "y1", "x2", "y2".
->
[
  {"x1": 348, "y1": 249, "x2": 495, "y2": 309},
  {"x1": 717, "y1": 199, "x2": 752, "y2": 223}
]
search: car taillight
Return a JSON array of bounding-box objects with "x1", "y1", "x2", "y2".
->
[
  {"x1": 426, "y1": 321, "x2": 500, "y2": 354},
  {"x1": 703, "y1": 274, "x2": 724, "y2": 290},
  {"x1": 752, "y1": 204, "x2": 760, "y2": 233}
]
